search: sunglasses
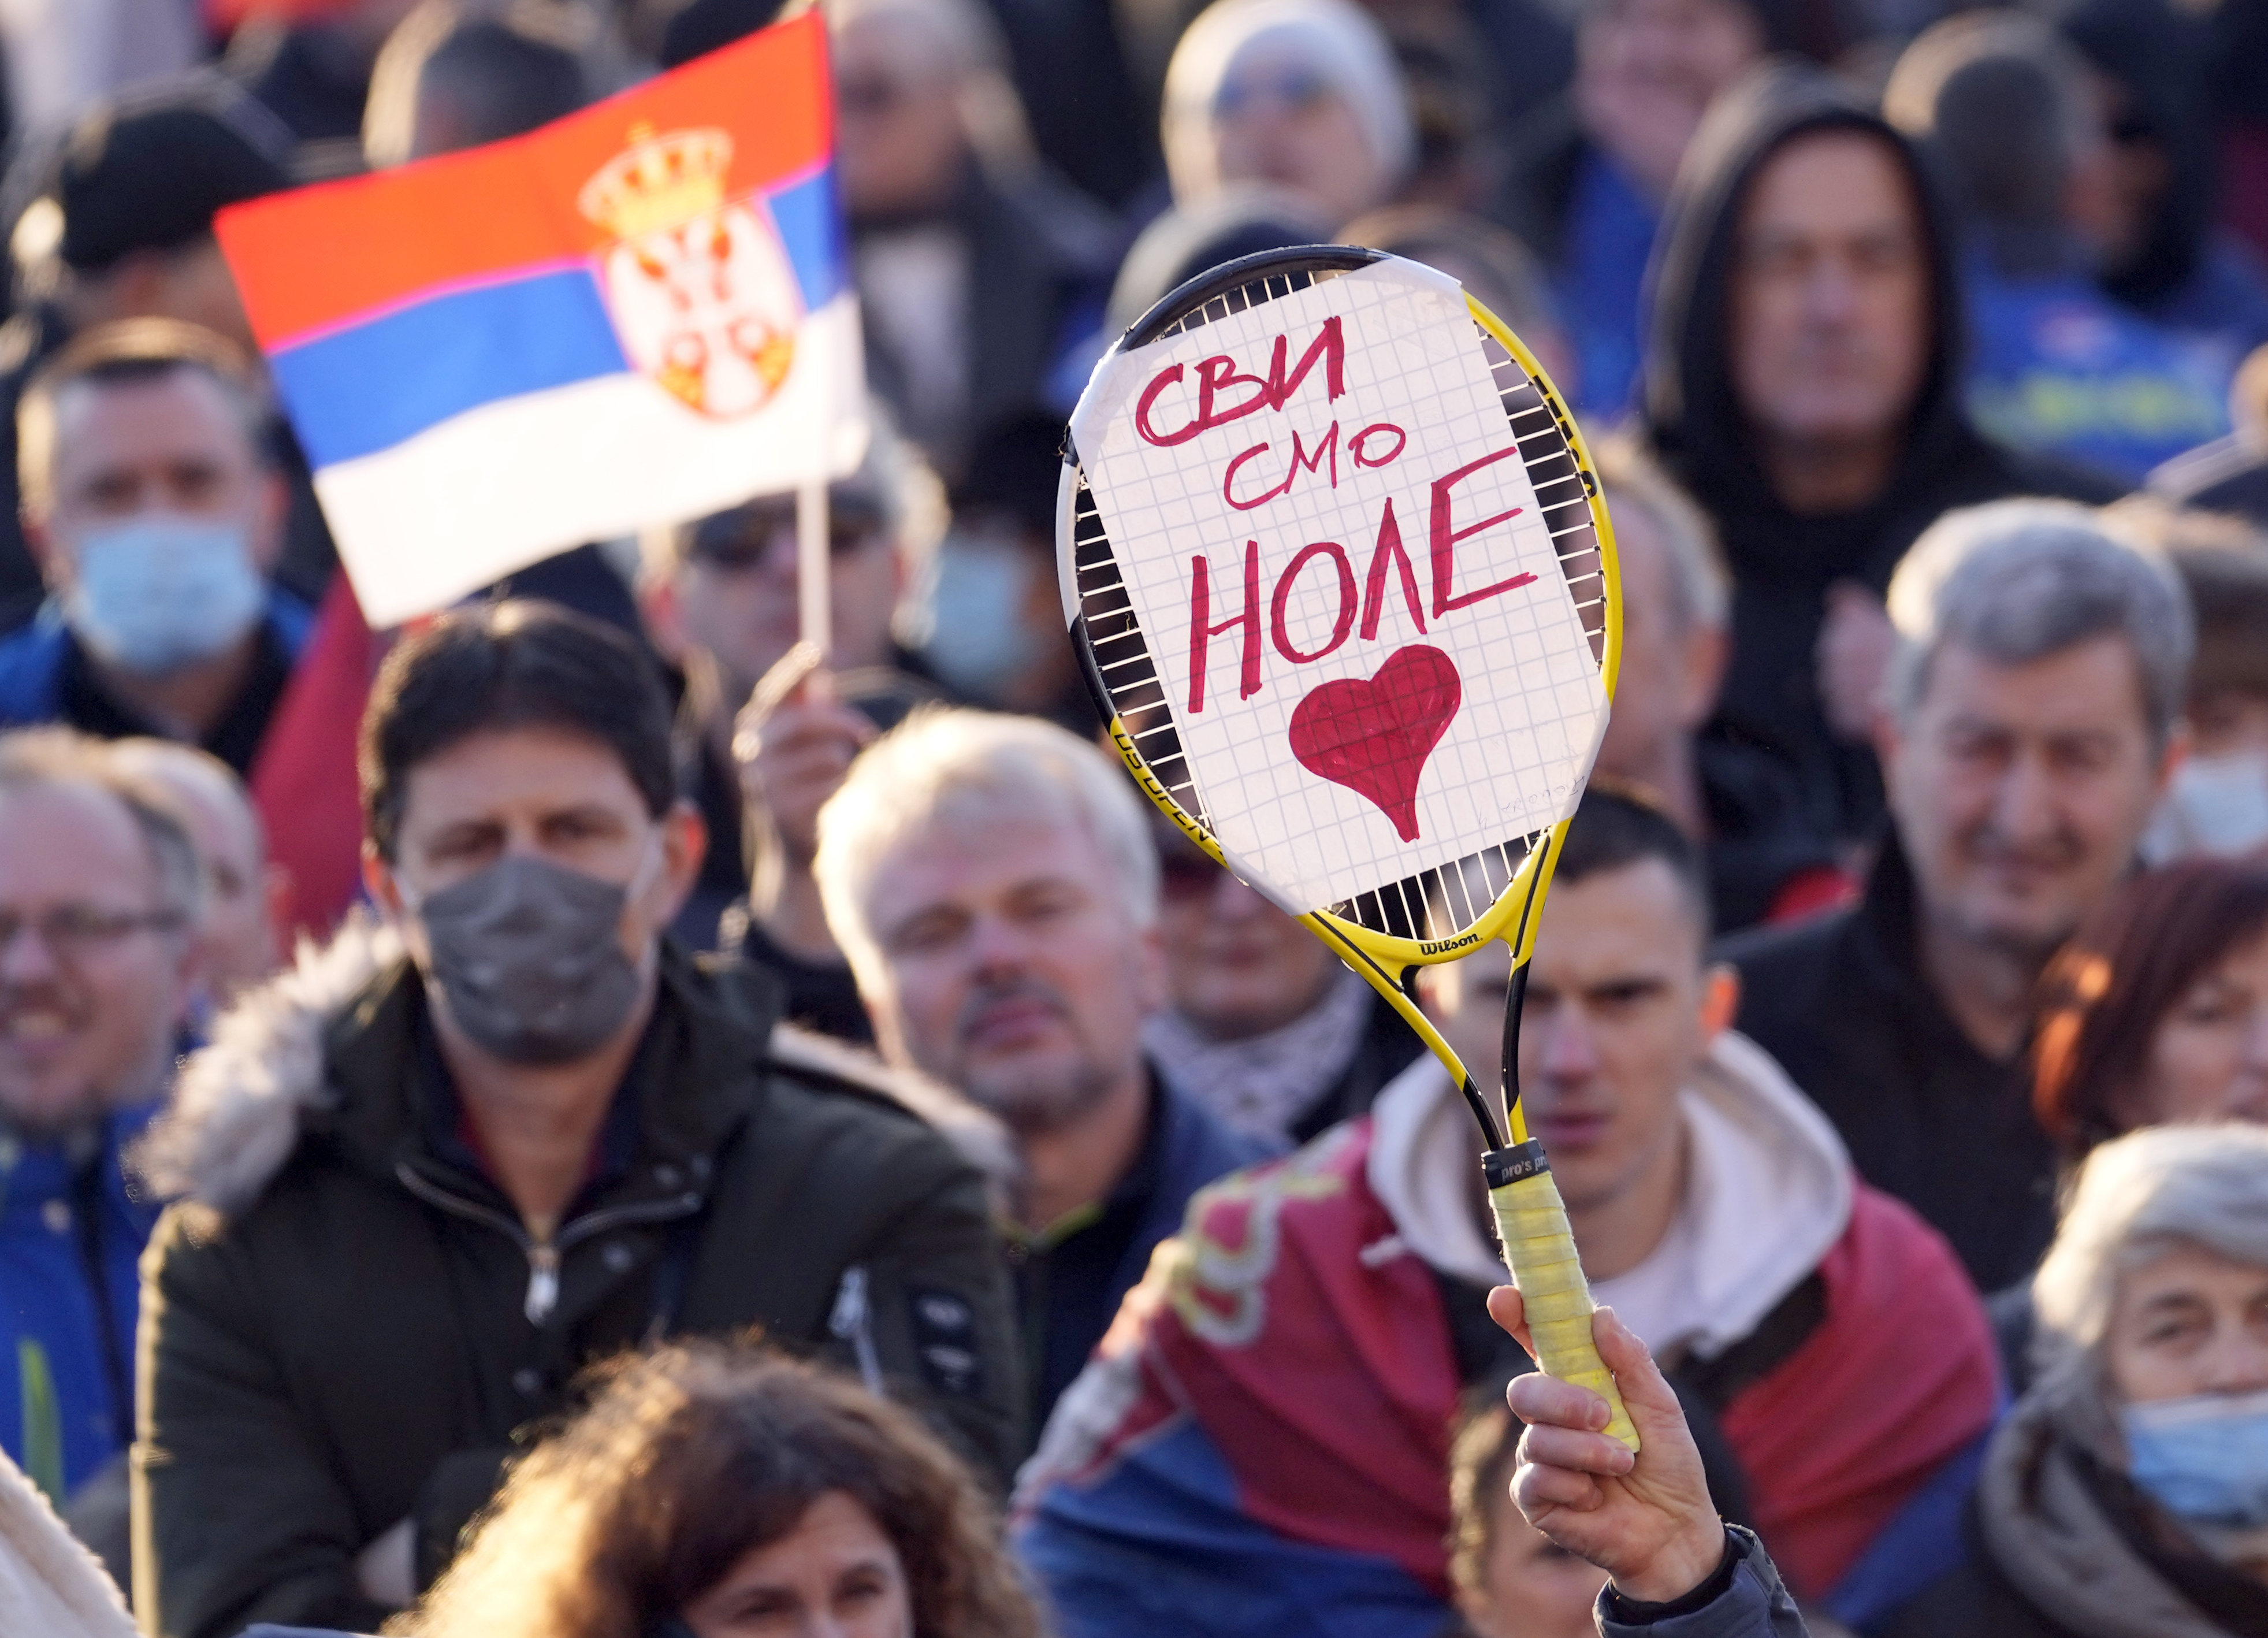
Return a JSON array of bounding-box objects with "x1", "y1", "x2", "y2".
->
[
  {"x1": 687, "y1": 495, "x2": 891, "y2": 572},
  {"x1": 1214, "y1": 67, "x2": 1336, "y2": 120}
]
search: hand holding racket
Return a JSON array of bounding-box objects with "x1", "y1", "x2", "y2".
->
[{"x1": 1057, "y1": 246, "x2": 1637, "y2": 1449}]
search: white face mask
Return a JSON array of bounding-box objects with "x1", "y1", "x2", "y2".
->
[
  {"x1": 2142, "y1": 751, "x2": 2268, "y2": 864},
  {"x1": 62, "y1": 514, "x2": 265, "y2": 675}
]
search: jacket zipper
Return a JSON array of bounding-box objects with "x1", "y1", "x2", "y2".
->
[
  {"x1": 394, "y1": 1162, "x2": 702, "y2": 1325},
  {"x1": 827, "y1": 1265, "x2": 884, "y2": 1393}
]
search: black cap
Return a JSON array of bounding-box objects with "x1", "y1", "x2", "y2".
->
[{"x1": 56, "y1": 90, "x2": 292, "y2": 273}]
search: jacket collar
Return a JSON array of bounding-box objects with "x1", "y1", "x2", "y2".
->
[
  {"x1": 1851, "y1": 836, "x2": 2028, "y2": 1070},
  {"x1": 137, "y1": 915, "x2": 1015, "y2": 1232},
  {"x1": 318, "y1": 940, "x2": 771, "y2": 1197}
]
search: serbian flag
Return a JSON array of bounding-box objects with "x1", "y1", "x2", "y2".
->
[{"x1": 215, "y1": 16, "x2": 865, "y2": 626}]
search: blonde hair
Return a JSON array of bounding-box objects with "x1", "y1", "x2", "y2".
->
[{"x1": 814, "y1": 707, "x2": 1158, "y2": 992}]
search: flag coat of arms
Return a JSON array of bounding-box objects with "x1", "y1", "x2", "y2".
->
[{"x1": 217, "y1": 14, "x2": 864, "y2": 626}]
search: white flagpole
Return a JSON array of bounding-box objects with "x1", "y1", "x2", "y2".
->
[{"x1": 796, "y1": 477, "x2": 831, "y2": 659}]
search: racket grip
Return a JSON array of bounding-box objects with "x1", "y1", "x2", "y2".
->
[{"x1": 1485, "y1": 1143, "x2": 1640, "y2": 1453}]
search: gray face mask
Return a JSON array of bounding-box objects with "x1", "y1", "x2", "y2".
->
[{"x1": 411, "y1": 853, "x2": 650, "y2": 1065}]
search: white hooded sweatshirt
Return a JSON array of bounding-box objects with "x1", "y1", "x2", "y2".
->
[{"x1": 1364, "y1": 1029, "x2": 1852, "y2": 1363}]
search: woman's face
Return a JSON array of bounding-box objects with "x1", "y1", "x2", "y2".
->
[
  {"x1": 2105, "y1": 1239, "x2": 2268, "y2": 1405},
  {"x1": 1210, "y1": 43, "x2": 1386, "y2": 229},
  {"x1": 2128, "y1": 928, "x2": 2268, "y2": 1131},
  {"x1": 681, "y1": 1491, "x2": 913, "y2": 1638},
  {"x1": 1459, "y1": 1489, "x2": 1611, "y2": 1638}
]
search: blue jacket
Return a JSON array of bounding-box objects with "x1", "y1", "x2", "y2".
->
[
  {"x1": 0, "y1": 590, "x2": 315, "y2": 733},
  {"x1": 0, "y1": 1104, "x2": 162, "y2": 1501},
  {"x1": 1962, "y1": 254, "x2": 2234, "y2": 484}
]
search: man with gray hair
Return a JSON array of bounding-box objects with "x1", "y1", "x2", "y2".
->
[
  {"x1": 0, "y1": 728, "x2": 199, "y2": 1545},
  {"x1": 1723, "y1": 499, "x2": 2192, "y2": 1290},
  {"x1": 815, "y1": 707, "x2": 1269, "y2": 1435}
]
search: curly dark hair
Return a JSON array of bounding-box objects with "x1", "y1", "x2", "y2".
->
[{"x1": 395, "y1": 1339, "x2": 1042, "y2": 1638}]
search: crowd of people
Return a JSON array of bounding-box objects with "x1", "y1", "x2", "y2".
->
[{"x1": 0, "y1": 0, "x2": 2265, "y2": 1636}]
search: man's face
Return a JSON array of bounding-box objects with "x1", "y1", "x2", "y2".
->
[
  {"x1": 1154, "y1": 838, "x2": 1341, "y2": 1040},
  {"x1": 834, "y1": 14, "x2": 969, "y2": 219},
  {"x1": 1882, "y1": 635, "x2": 2176, "y2": 961},
  {"x1": 1210, "y1": 42, "x2": 1387, "y2": 227},
  {"x1": 30, "y1": 370, "x2": 283, "y2": 589},
  {"x1": 1593, "y1": 496, "x2": 1723, "y2": 782},
  {"x1": 1575, "y1": 0, "x2": 1765, "y2": 195},
  {"x1": 1728, "y1": 130, "x2": 1930, "y2": 462},
  {"x1": 0, "y1": 783, "x2": 194, "y2": 1134},
  {"x1": 366, "y1": 726, "x2": 705, "y2": 982},
  {"x1": 142, "y1": 768, "x2": 277, "y2": 1001},
  {"x1": 1430, "y1": 860, "x2": 1726, "y2": 1216},
  {"x1": 1583, "y1": 0, "x2": 1763, "y2": 99},
  {"x1": 860, "y1": 814, "x2": 1165, "y2": 1134},
  {"x1": 663, "y1": 493, "x2": 904, "y2": 708}
]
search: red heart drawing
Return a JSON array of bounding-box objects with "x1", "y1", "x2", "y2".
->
[{"x1": 1288, "y1": 645, "x2": 1462, "y2": 841}]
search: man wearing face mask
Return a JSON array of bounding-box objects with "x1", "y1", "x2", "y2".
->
[
  {"x1": 131, "y1": 603, "x2": 1023, "y2": 1638},
  {"x1": 0, "y1": 320, "x2": 311, "y2": 780}
]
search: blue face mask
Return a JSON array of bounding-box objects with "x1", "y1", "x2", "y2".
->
[
  {"x1": 2121, "y1": 1388, "x2": 2268, "y2": 1529},
  {"x1": 63, "y1": 515, "x2": 265, "y2": 675},
  {"x1": 924, "y1": 536, "x2": 1042, "y2": 699}
]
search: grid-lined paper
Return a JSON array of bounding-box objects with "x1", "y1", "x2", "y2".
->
[{"x1": 1070, "y1": 260, "x2": 1608, "y2": 915}]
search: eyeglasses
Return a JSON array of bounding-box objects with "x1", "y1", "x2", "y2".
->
[
  {"x1": 1214, "y1": 67, "x2": 1336, "y2": 120},
  {"x1": 0, "y1": 905, "x2": 187, "y2": 960},
  {"x1": 687, "y1": 495, "x2": 891, "y2": 573}
]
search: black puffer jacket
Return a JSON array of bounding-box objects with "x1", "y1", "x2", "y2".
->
[{"x1": 132, "y1": 926, "x2": 1022, "y2": 1638}]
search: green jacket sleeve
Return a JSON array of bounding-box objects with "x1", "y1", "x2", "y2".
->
[
  {"x1": 833, "y1": 1161, "x2": 1027, "y2": 1484},
  {"x1": 133, "y1": 1207, "x2": 394, "y2": 1638}
]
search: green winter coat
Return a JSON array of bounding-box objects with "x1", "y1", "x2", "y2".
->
[{"x1": 129, "y1": 923, "x2": 1022, "y2": 1638}]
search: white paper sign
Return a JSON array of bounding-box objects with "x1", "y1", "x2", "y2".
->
[{"x1": 1069, "y1": 259, "x2": 1607, "y2": 914}]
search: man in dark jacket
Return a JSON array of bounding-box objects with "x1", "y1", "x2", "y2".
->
[
  {"x1": 0, "y1": 322, "x2": 313, "y2": 781},
  {"x1": 813, "y1": 706, "x2": 1271, "y2": 1438},
  {"x1": 1722, "y1": 500, "x2": 2191, "y2": 1291},
  {"x1": 131, "y1": 603, "x2": 1023, "y2": 1638},
  {"x1": 1642, "y1": 64, "x2": 2118, "y2": 846}
]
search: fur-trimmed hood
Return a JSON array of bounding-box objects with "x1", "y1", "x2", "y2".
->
[
  {"x1": 135, "y1": 916, "x2": 1016, "y2": 1223},
  {"x1": 0, "y1": 1447, "x2": 134, "y2": 1638}
]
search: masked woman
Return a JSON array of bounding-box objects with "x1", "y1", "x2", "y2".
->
[{"x1": 1886, "y1": 1125, "x2": 2268, "y2": 1637}]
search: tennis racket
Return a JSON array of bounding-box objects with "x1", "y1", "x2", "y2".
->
[{"x1": 1057, "y1": 245, "x2": 1635, "y2": 1449}]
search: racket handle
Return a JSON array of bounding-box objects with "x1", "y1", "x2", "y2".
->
[{"x1": 1485, "y1": 1143, "x2": 1640, "y2": 1453}]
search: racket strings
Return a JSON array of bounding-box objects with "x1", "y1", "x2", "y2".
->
[
  {"x1": 1071, "y1": 476, "x2": 1212, "y2": 829},
  {"x1": 1147, "y1": 267, "x2": 1345, "y2": 343},
  {"x1": 1070, "y1": 275, "x2": 1609, "y2": 948}
]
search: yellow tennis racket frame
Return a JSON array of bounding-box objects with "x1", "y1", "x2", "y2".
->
[{"x1": 1077, "y1": 261, "x2": 1637, "y2": 1449}]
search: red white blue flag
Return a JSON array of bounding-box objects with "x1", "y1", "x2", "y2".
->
[{"x1": 217, "y1": 16, "x2": 864, "y2": 625}]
